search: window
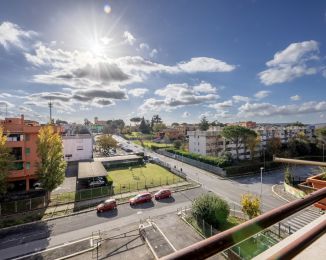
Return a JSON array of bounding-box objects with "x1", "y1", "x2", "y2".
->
[
  {"x1": 25, "y1": 148, "x2": 30, "y2": 155},
  {"x1": 77, "y1": 146, "x2": 83, "y2": 150},
  {"x1": 26, "y1": 162, "x2": 30, "y2": 170}
]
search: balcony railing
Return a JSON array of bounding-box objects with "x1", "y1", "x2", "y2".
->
[{"x1": 162, "y1": 187, "x2": 326, "y2": 260}]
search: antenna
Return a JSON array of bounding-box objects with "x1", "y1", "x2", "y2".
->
[{"x1": 48, "y1": 98, "x2": 53, "y2": 123}]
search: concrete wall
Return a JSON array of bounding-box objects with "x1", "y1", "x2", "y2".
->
[{"x1": 62, "y1": 136, "x2": 93, "y2": 162}]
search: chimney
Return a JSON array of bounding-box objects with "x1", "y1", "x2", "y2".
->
[{"x1": 21, "y1": 114, "x2": 24, "y2": 124}]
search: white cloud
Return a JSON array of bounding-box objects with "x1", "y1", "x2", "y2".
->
[
  {"x1": 259, "y1": 40, "x2": 320, "y2": 85},
  {"x1": 254, "y1": 90, "x2": 271, "y2": 99},
  {"x1": 128, "y1": 88, "x2": 148, "y2": 97},
  {"x1": 232, "y1": 95, "x2": 250, "y2": 103},
  {"x1": 139, "y1": 82, "x2": 219, "y2": 112},
  {"x1": 149, "y1": 48, "x2": 158, "y2": 58},
  {"x1": 177, "y1": 57, "x2": 235, "y2": 73},
  {"x1": 0, "y1": 21, "x2": 37, "y2": 50},
  {"x1": 209, "y1": 100, "x2": 233, "y2": 110},
  {"x1": 123, "y1": 31, "x2": 136, "y2": 45},
  {"x1": 199, "y1": 111, "x2": 211, "y2": 119},
  {"x1": 182, "y1": 111, "x2": 190, "y2": 118},
  {"x1": 0, "y1": 100, "x2": 15, "y2": 108},
  {"x1": 139, "y1": 43, "x2": 149, "y2": 50},
  {"x1": 290, "y1": 95, "x2": 301, "y2": 101},
  {"x1": 101, "y1": 37, "x2": 113, "y2": 45},
  {"x1": 238, "y1": 101, "x2": 326, "y2": 118},
  {"x1": 193, "y1": 82, "x2": 217, "y2": 93}
]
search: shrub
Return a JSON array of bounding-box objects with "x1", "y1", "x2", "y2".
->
[
  {"x1": 241, "y1": 193, "x2": 261, "y2": 219},
  {"x1": 106, "y1": 175, "x2": 113, "y2": 186},
  {"x1": 225, "y1": 161, "x2": 279, "y2": 176},
  {"x1": 192, "y1": 193, "x2": 230, "y2": 228},
  {"x1": 166, "y1": 148, "x2": 230, "y2": 168},
  {"x1": 284, "y1": 166, "x2": 294, "y2": 185}
]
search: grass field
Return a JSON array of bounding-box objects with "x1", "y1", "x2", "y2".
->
[
  {"x1": 107, "y1": 163, "x2": 183, "y2": 194},
  {"x1": 133, "y1": 140, "x2": 173, "y2": 149}
]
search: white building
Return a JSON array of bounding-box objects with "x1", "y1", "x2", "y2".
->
[
  {"x1": 188, "y1": 124, "x2": 315, "y2": 160},
  {"x1": 188, "y1": 127, "x2": 249, "y2": 160},
  {"x1": 62, "y1": 134, "x2": 93, "y2": 161}
]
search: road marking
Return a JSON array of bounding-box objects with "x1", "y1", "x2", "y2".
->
[
  {"x1": 271, "y1": 184, "x2": 290, "y2": 202},
  {"x1": 137, "y1": 211, "x2": 143, "y2": 215}
]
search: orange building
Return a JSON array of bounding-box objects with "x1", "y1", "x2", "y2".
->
[{"x1": 0, "y1": 115, "x2": 61, "y2": 191}]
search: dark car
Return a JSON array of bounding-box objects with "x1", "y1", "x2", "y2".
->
[
  {"x1": 154, "y1": 189, "x2": 172, "y2": 200},
  {"x1": 129, "y1": 192, "x2": 152, "y2": 206},
  {"x1": 88, "y1": 177, "x2": 106, "y2": 188},
  {"x1": 96, "y1": 199, "x2": 117, "y2": 213}
]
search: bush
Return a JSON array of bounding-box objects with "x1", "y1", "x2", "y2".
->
[
  {"x1": 192, "y1": 193, "x2": 230, "y2": 228},
  {"x1": 241, "y1": 193, "x2": 261, "y2": 219},
  {"x1": 225, "y1": 161, "x2": 280, "y2": 176},
  {"x1": 106, "y1": 175, "x2": 113, "y2": 186},
  {"x1": 166, "y1": 148, "x2": 231, "y2": 168}
]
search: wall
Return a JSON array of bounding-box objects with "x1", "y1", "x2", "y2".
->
[{"x1": 62, "y1": 136, "x2": 93, "y2": 161}]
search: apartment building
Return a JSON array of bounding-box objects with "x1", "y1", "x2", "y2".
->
[
  {"x1": 62, "y1": 134, "x2": 93, "y2": 161},
  {"x1": 188, "y1": 127, "x2": 249, "y2": 159},
  {"x1": 0, "y1": 115, "x2": 62, "y2": 191},
  {"x1": 188, "y1": 124, "x2": 315, "y2": 160}
]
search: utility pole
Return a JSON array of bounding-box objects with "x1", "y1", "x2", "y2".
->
[{"x1": 48, "y1": 99, "x2": 53, "y2": 124}]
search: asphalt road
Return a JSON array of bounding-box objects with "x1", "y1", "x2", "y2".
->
[
  {"x1": 113, "y1": 135, "x2": 316, "y2": 212},
  {"x1": 0, "y1": 187, "x2": 205, "y2": 252}
]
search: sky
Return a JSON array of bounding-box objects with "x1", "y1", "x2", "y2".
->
[{"x1": 0, "y1": 0, "x2": 326, "y2": 125}]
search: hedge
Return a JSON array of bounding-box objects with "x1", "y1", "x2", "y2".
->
[
  {"x1": 106, "y1": 175, "x2": 113, "y2": 186},
  {"x1": 224, "y1": 161, "x2": 280, "y2": 176},
  {"x1": 166, "y1": 148, "x2": 230, "y2": 168}
]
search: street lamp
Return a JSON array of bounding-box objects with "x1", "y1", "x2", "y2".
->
[
  {"x1": 323, "y1": 143, "x2": 325, "y2": 162},
  {"x1": 260, "y1": 167, "x2": 264, "y2": 199}
]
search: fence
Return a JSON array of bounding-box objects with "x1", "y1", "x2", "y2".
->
[
  {"x1": 156, "y1": 149, "x2": 226, "y2": 177},
  {"x1": 0, "y1": 174, "x2": 186, "y2": 216}
]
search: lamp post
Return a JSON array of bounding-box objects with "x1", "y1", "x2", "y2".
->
[
  {"x1": 260, "y1": 167, "x2": 264, "y2": 199},
  {"x1": 323, "y1": 143, "x2": 325, "y2": 162}
]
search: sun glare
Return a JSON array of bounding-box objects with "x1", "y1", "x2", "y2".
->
[{"x1": 90, "y1": 41, "x2": 104, "y2": 56}]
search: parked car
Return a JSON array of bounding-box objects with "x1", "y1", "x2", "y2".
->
[
  {"x1": 88, "y1": 177, "x2": 106, "y2": 188},
  {"x1": 154, "y1": 189, "x2": 172, "y2": 200},
  {"x1": 33, "y1": 182, "x2": 43, "y2": 190},
  {"x1": 96, "y1": 199, "x2": 117, "y2": 213},
  {"x1": 129, "y1": 192, "x2": 152, "y2": 205}
]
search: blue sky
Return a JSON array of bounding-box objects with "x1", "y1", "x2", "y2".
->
[{"x1": 0, "y1": 0, "x2": 326, "y2": 124}]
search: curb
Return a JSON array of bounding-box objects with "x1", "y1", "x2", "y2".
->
[
  {"x1": 0, "y1": 184, "x2": 201, "y2": 231},
  {"x1": 271, "y1": 184, "x2": 290, "y2": 203}
]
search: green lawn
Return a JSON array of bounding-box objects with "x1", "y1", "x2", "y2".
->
[
  {"x1": 133, "y1": 140, "x2": 173, "y2": 149},
  {"x1": 107, "y1": 163, "x2": 183, "y2": 194}
]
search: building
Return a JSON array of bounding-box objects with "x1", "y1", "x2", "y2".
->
[
  {"x1": 228, "y1": 121, "x2": 257, "y2": 129},
  {"x1": 0, "y1": 115, "x2": 62, "y2": 191},
  {"x1": 62, "y1": 134, "x2": 93, "y2": 162},
  {"x1": 188, "y1": 124, "x2": 316, "y2": 160}
]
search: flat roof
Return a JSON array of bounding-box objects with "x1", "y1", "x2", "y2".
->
[
  {"x1": 94, "y1": 154, "x2": 141, "y2": 163},
  {"x1": 78, "y1": 161, "x2": 107, "y2": 179}
]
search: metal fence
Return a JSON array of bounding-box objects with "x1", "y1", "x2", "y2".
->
[{"x1": 156, "y1": 149, "x2": 226, "y2": 177}]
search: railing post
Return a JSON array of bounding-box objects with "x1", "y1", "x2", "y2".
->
[{"x1": 15, "y1": 201, "x2": 17, "y2": 213}]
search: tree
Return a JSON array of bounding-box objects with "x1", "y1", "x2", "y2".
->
[
  {"x1": 284, "y1": 166, "x2": 294, "y2": 185},
  {"x1": 130, "y1": 117, "x2": 142, "y2": 126},
  {"x1": 139, "y1": 117, "x2": 151, "y2": 134},
  {"x1": 96, "y1": 134, "x2": 118, "y2": 152},
  {"x1": 199, "y1": 116, "x2": 209, "y2": 131},
  {"x1": 221, "y1": 125, "x2": 248, "y2": 160},
  {"x1": 241, "y1": 193, "x2": 261, "y2": 219},
  {"x1": 192, "y1": 193, "x2": 230, "y2": 228},
  {"x1": 171, "y1": 122, "x2": 179, "y2": 127},
  {"x1": 247, "y1": 134, "x2": 260, "y2": 160},
  {"x1": 0, "y1": 127, "x2": 14, "y2": 194},
  {"x1": 266, "y1": 137, "x2": 282, "y2": 156},
  {"x1": 242, "y1": 128, "x2": 258, "y2": 160},
  {"x1": 153, "y1": 123, "x2": 167, "y2": 132},
  {"x1": 173, "y1": 140, "x2": 182, "y2": 149},
  {"x1": 36, "y1": 125, "x2": 67, "y2": 200},
  {"x1": 316, "y1": 127, "x2": 326, "y2": 151}
]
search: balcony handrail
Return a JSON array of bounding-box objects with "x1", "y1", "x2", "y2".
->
[
  {"x1": 161, "y1": 187, "x2": 326, "y2": 260},
  {"x1": 273, "y1": 156, "x2": 326, "y2": 167}
]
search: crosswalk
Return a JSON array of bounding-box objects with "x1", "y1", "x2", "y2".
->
[{"x1": 283, "y1": 207, "x2": 324, "y2": 234}]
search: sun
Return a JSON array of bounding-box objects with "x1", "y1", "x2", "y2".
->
[{"x1": 89, "y1": 40, "x2": 104, "y2": 56}]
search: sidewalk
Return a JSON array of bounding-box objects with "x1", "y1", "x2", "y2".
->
[{"x1": 272, "y1": 183, "x2": 298, "y2": 202}]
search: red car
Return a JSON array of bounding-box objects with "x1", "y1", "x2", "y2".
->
[
  {"x1": 129, "y1": 192, "x2": 152, "y2": 205},
  {"x1": 96, "y1": 199, "x2": 117, "y2": 213},
  {"x1": 154, "y1": 189, "x2": 172, "y2": 200}
]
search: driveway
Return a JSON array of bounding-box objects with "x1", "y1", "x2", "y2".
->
[{"x1": 52, "y1": 162, "x2": 77, "y2": 194}]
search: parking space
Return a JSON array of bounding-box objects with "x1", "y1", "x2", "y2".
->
[{"x1": 52, "y1": 162, "x2": 77, "y2": 195}]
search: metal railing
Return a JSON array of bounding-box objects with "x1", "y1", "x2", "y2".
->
[{"x1": 161, "y1": 187, "x2": 326, "y2": 260}]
